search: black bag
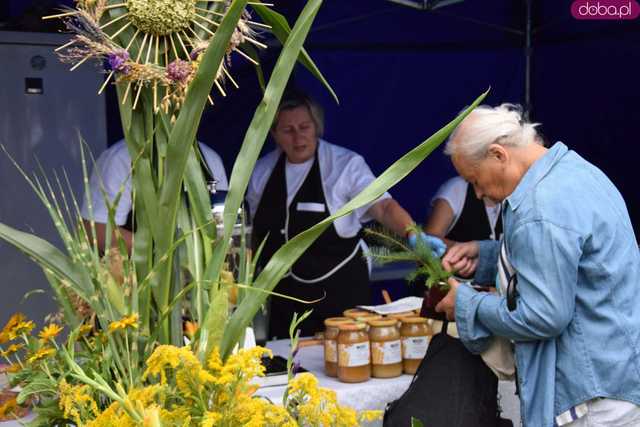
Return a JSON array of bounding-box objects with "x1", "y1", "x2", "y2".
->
[{"x1": 383, "y1": 323, "x2": 513, "y2": 427}]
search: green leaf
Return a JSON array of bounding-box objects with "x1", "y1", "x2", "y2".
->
[
  {"x1": 17, "y1": 375, "x2": 57, "y2": 404},
  {"x1": 220, "y1": 89, "x2": 489, "y2": 358},
  {"x1": 252, "y1": 3, "x2": 339, "y2": 104},
  {"x1": 411, "y1": 417, "x2": 425, "y2": 427},
  {"x1": 0, "y1": 223, "x2": 92, "y2": 299}
]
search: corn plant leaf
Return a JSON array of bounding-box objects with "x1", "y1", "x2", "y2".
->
[
  {"x1": 220, "y1": 89, "x2": 489, "y2": 358},
  {"x1": 0, "y1": 223, "x2": 92, "y2": 298},
  {"x1": 252, "y1": 3, "x2": 338, "y2": 104}
]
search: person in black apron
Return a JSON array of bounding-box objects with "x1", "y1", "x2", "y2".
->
[
  {"x1": 425, "y1": 176, "x2": 502, "y2": 246},
  {"x1": 80, "y1": 140, "x2": 227, "y2": 253},
  {"x1": 249, "y1": 90, "x2": 439, "y2": 339}
]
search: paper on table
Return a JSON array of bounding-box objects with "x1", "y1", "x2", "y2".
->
[{"x1": 357, "y1": 296, "x2": 423, "y2": 315}]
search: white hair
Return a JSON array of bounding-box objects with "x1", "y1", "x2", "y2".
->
[{"x1": 444, "y1": 103, "x2": 541, "y2": 160}]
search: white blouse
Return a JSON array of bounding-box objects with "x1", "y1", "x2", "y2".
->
[
  {"x1": 246, "y1": 139, "x2": 391, "y2": 238},
  {"x1": 81, "y1": 140, "x2": 228, "y2": 225}
]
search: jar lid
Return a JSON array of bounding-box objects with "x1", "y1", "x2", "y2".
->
[
  {"x1": 386, "y1": 311, "x2": 415, "y2": 319},
  {"x1": 401, "y1": 316, "x2": 429, "y2": 324},
  {"x1": 367, "y1": 318, "x2": 399, "y2": 327},
  {"x1": 343, "y1": 309, "x2": 370, "y2": 318},
  {"x1": 338, "y1": 322, "x2": 367, "y2": 331},
  {"x1": 324, "y1": 317, "x2": 352, "y2": 327}
]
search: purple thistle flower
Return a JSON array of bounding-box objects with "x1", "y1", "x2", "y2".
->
[
  {"x1": 166, "y1": 59, "x2": 192, "y2": 83},
  {"x1": 107, "y1": 49, "x2": 130, "y2": 74}
]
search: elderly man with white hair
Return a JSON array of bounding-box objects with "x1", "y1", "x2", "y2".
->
[{"x1": 435, "y1": 104, "x2": 640, "y2": 427}]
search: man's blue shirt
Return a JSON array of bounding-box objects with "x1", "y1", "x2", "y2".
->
[{"x1": 456, "y1": 142, "x2": 640, "y2": 427}]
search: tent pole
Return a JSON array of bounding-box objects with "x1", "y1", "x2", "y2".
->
[{"x1": 524, "y1": 0, "x2": 533, "y2": 120}]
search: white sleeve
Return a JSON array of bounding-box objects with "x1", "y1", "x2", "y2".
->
[
  {"x1": 80, "y1": 147, "x2": 132, "y2": 226},
  {"x1": 199, "y1": 144, "x2": 228, "y2": 191},
  {"x1": 430, "y1": 176, "x2": 468, "y2": 224},
  {"x1": 342, "y1": 155, "x2": 391, "y2": 224}
]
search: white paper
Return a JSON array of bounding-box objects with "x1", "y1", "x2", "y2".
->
[{"x1": 357, "y1": 296, "x2": 423, "y2": 315}]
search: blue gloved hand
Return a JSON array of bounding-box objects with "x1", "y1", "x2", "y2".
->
[{"x1": 408, "y1": 232, "x2": 446, "y2": 258}]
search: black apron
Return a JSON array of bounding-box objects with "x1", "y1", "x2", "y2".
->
[
  {"x1": 252, "y1": 153, "x2": 370, "y2": 339},
  {"x1": 446, "y1": 182, "x2": 502, "y2": 242}
]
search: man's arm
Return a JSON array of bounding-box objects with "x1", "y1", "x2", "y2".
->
[{"x1": 455, "y1": 220, "x2": 581, "y2": 345}]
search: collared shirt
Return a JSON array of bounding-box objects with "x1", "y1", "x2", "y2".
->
[
  {"x1": 246, "y1": 139, "x2": 391, "y2": 238},
  {"x1": 80, "y1": 140, "x2": 228, "y2": 225},
  {"x1": 455, "y1": 142, "x2": 640, "y2": 427}
]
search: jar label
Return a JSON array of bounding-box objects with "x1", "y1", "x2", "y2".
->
[
  {"x1": 372, "y1": 340, "x2": 402, "y2": 365},
  {"x1": 402, "y1": 336, "x2": 429, "y2": 359},
  {"x1": 338, "y1": 341, "x2": 370, "y2": 367},
  {"x1": 324, "y1": 339, "x2": 337, "y2": 363}
]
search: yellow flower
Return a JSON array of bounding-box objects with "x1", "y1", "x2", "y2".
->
[
  {"x1": 201, "y1": 410, "x2": 222, "y2": 427},
  {"x1": 38, "y1": 323, "x2": 63, "y2": 340},
  {"x1": 26, "y1": 347, "x2": 55, "y2": 364},
  {"x1": 78, "y1": 323, "x2": 94, "y2": 336},
  {"x1": 0, "y1": 343, "x2": 24, "y2": 358},
  {"x1": 0, "y1": 313, "x2": 26, "y2": 342},
  {"x1": 58, "y1": 379, "x2": 99, "y2": 425},
  {"x1": 108, "y1": 313, "x2": 139, "y2": 332},
  {"x1": 0, "y1": 395, "x2": 19, "y2": 419}
]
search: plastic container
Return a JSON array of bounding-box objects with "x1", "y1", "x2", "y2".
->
[
  {"x1": 400, "y1": 316, "x2": 432, "y2": 374},
  {"x1": 368, "y1": 318, "x2": 403, "y2": 378},
  {"x1": 337, "y1": 322, "x2": 371, "y2": 383},
  {"x1": 324, "y1": 317, "x2": 353, "y2": 377}
]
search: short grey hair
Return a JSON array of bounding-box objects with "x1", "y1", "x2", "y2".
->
[
  {"x1": 272, "y1": 90, "x2": 325, "y2": 138},
  {"x1": 444, "y1": 103, "x2": 541, "y2": 160}
]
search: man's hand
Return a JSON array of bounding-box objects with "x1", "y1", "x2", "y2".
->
[
  {"x1": 442, "y1": 241, "x2": 480, "y2": 277},
  {"x1": 408, "y1": 231, "x2": 447, "y2": 258},
  {"x1": 435, "y1": 277, "x2": 461, "y2": 321}
]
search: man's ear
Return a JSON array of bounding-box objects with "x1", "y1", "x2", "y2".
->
[{"x1": 487, "y1": 144, "x2": 508, "y2": 164}]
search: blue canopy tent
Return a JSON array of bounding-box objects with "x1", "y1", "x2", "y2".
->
[{"x1": 194, "y1": 0, "x2": 640, "y2": 235}]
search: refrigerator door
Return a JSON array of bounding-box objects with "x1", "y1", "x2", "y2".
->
[{"x1": 0, "y1": 31, "x2": 107, "y2": 325}]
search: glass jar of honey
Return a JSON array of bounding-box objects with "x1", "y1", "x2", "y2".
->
[
  {"x1": 368, "y1": 318, "x2": 403, "y2": 378},
  {"x1": 337, "y1": 322, "x2": 371, "y2": 383},
  {"x1": 324, "y1": 317, "x2": 353, "y2": 377},
  {"x1": 400, "y1": 316, "x2": 432, "y2": 374}
]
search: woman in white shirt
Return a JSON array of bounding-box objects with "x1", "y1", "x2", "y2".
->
[{"x1": 246, "y1": 90, "x2": 444, "y2": 338}]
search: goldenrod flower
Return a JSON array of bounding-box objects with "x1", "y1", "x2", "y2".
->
[
  {"x1": 26, "y1": 347, "x2": 55, "y2": 364},
  {"x1": 108, "y1": 313, "x2": 139, "y2": 333},
  {"x1": 58, "y1": 379, "x2": 99, "y2": 425},
  {"x1": 0, "y1": 343, "x2": 24, "y2": 358},
  {"x1": 38, "y1": 323, "x2": 63, "y2": 341}
]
